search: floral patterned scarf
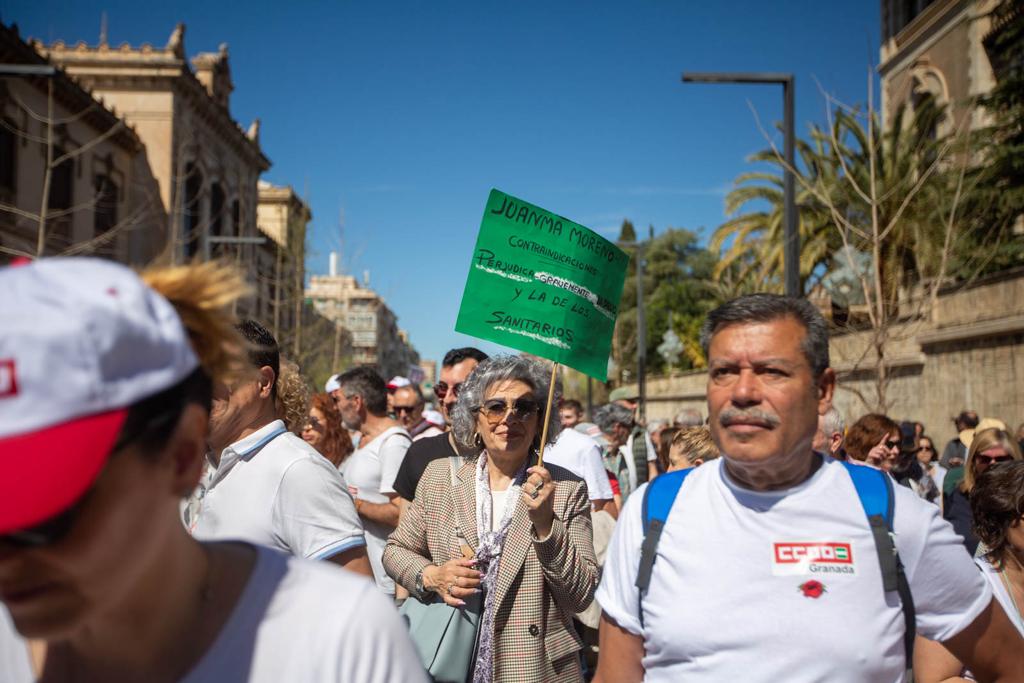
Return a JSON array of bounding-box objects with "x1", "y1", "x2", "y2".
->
[{"x1": 471, "y1": 450, "x2": 528, "y2": 683}]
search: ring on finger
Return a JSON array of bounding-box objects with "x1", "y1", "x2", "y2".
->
[{"x1": 530, "y1": 489, "x2": 540, "y2": 499}]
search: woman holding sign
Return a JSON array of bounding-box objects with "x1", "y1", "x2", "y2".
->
[{"x1": 384, "y1": 355, "x2": 598, "y2": 682}]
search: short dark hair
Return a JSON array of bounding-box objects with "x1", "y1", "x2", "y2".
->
[
  {"x1": 560, "y1": 399, "x2": 583, "y2": 414},
  {"x1": 442, "y1": 347, "x2": 489, "y2": 368},
  {"x1": 237, "y1": 319, "x2": 280, "y2": 398},
  {"x1": 957, "y1": 411, "x2": 980, "y2": 429},
  {"x1": 336, "y1": 365, "x2": 388, "y2": 415},
  {"x1": 700, "y1": 294, "x2": 830, "y2": 377},
  {"x1": 971, "y1": 461, "x2": 1024, "y2": 567}
]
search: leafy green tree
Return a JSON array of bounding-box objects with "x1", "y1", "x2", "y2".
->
[{"x1": 612, "y1": 227, "x2": 718, "y2": 381}]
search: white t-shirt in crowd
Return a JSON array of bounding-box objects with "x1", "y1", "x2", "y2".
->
[
  {"x1": 977, "y1": 556, "x2": 1024, "y2": 638},
  {"x1": 0, "y1": 547, "x2": 428, "y2": 683},
  {"x1": 596, "y1": 455, "x2": 992, "y2": 682},
  {"x1": 190, "y1": 420, "x2": 365, "y2": 560},
  {"x1": 544, "y1": 428, "x2": 614, "y2": 501},
  {"x1": 0, "y1": 607, "x2": 32, "y2": 683},
  {"x1": 619, "y1": 430, "x2": 658, "y2": 492},
  {"x1": 182, "y1": 546, "x2": 426, "y2": 682},
  {"x1": 340, "y1": 426, "x2": 411, "y2": 595}
]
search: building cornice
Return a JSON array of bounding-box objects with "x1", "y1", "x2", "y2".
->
[
  {"x1": 33, "y1": 25, "x2": 269, "y2": 172},
  {"x1": 0, "y1": 22, "x2": 141, "y2": 152},
  {"x1": 879, "y1": 0, "x2": 972, "y2": 77}
]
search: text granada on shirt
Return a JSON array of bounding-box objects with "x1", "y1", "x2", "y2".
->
[{"x1": 772, "y1": 541, "x2": 857, "y2": 576}]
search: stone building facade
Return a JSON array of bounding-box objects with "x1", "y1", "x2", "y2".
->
[
  {"x1": 305, "y1": 256, "x2": 419, "y2": 379},
  {"x1": 256, "y1": 180, "x2": 310, "y2": 354},
  {"x1": 0, "y1": 23, "x2": 164, "y2": 263},
  {"x1": 879, "y1": 0, "x2": 998, "y2": 133},
  {"x1": 34, "y1": 24, "x2": 271, "y2": 316}
]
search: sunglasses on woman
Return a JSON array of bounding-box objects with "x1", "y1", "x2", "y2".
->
[
  {"x1": 975, "y1": 454, "x2": 1013, "y2": 466},
  {"x1": 433, "y1": 381, "x2": 462, "y2": 400},
  {"x1": 476, "y1": 398, "x2": 540, "y2": 424}
]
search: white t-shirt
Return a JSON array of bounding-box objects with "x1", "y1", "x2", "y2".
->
[
  {"x1": 0, "y1": 547, "x2": 428, "y2": 683},
  {"x1": 0, "y1": 607, "x2": 32, "y2": 683},
  {"x1": 544, "y1": 428, "x2": 614, "y2": 501},
  {"x1": 340, "y1": 426, "x2": 411, "y2": 595},
  {"x1": 977, "y1": 556, "x2": 1024, "y2": 638},
  {"x1": 190, "y1": 420, "x2": 366, "y2": 560},
  {"x1": 596, "y1": 455, "x2": 992, "y2": 682},
  {"x1": 489, "y1": 488, "x2": 514, "y2": 533}
]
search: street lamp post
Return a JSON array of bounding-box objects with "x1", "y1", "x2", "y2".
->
[{"x1": 682, "y1": 72, "x2": 800, "y2": 298}]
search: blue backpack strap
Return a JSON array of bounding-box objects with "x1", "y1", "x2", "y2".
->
[
  {"x1": 635, "y1": 469, "x2": 694, "y2": 627},
  {"x1": 841, "y1": 462, "x2": 917, "y2": 669}
]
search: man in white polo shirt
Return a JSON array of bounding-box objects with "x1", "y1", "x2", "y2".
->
[
  {"x1": 335, "y1": 366, "x2": 412, "y2": 596},
  {"x1": 544, "y1": 405, "x2": 617, "y2": 518},
  {"x1": 594, "y1": 294, "x2": 1024, "y2": 682},
  {"x1": 189, "y1": 320, "x2": 371, "y2": 575}
]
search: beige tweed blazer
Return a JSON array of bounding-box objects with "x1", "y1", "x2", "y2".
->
[{"x1": 383, "y1": 453, "x2": 599, "y2": 683}]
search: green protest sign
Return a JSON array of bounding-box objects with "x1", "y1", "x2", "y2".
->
[{"x1": 455, "y1": 189, "x2": 628, "y2": 381}]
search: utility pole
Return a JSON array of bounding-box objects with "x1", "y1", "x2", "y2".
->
[{"x1": 635, "y1": 231, "x2": 647, "y2": 424}]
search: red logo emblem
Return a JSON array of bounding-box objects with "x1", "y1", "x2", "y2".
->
[
  {"x1": 0, "y1": 359, "x2": 18, "y2": 398},
  {"x1": 799, "y1": 580, "x2": 827, "y2": 599}
]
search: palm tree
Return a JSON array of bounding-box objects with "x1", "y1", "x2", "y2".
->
[{"x1": 711, "y1": 97, "x2": 952, "y2": 312}]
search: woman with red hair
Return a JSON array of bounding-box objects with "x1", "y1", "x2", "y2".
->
[{"x1": 302, "y1": 393, "x2": 354, "y2": 467}]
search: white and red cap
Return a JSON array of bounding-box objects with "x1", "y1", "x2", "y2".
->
[
  {"x1": 0, "y1": 258, "x2": 199, "y2": 534},
  {"x1": 387, "y1": 376, "x2": 412, "y2": 390}
]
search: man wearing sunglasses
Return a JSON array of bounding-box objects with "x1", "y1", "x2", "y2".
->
[
  {"x1": 391, "y1": 347, "x2": 488, "y2": 504},
  {"x1": 391, "y1": 384, "x2": 443, "y2": 441}
]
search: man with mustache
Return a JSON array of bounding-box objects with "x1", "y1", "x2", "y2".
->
[{"x1": 593, "y1": 294, "x2": 1023, "y2": 682}]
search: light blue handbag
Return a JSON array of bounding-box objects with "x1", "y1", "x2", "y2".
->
[
  {"x1": 399, "y1": 455, "x2": 482, "y2": 682},
  {"x1": 399, "y1": 591, "x2": 481, "y2": 682}
]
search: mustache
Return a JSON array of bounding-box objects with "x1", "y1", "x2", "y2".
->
[{"x1": 719, "y1": 407, "x2": 781, "y2": 428}]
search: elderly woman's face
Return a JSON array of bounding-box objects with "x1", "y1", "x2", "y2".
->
[{"x1": 476, "y1": 379, "x2": 540, "y2": 457}]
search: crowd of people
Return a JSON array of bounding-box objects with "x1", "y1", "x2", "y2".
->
[{"x1": 1, "y1": 257, "x2": 1022, "y2": 681}]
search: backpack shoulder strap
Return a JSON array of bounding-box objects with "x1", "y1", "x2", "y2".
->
[
  {"x1": 632, "y1": 427, "x2": 650, "y2": 485},
  {"x1": 636, "y1": 469, "x2": 693, "y2": 592},
  {"x1": 840, "y1": 461, "x2": 917, "y2": 669}
]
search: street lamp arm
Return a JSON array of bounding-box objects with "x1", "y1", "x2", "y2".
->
[{"x1": 682, "y1": 71, "x2": 792, "y2": 85}]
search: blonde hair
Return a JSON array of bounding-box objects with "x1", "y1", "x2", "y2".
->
[
  {"x1": 668, "y1": 426, "x2": 720, "y2": 471},
  {"x1": 276, "y1": 356, "x2": 311, "y2": 434},
  {"x1": 962, "y1": 427, "x2": 1023, "y2": 494},
  {"x1": 139, "y1": 261, "x2": 250, "y2": 384}
]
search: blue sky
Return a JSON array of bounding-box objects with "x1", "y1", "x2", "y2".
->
[{"x1": 4, "y1": 1, "x2": 880, "y2": 368}]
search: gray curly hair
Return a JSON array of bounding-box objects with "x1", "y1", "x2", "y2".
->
[{"x1": 450, "y1": 355, "x2": 562, "y2": 451}]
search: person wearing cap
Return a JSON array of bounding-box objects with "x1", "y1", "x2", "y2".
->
[
  {"x1": 190, "y1": 319, "x2": 371, "y2": 575},
  {"x1": 591, "y1": 403, "x2": 658, "y2": 501},
  {"x1": 609, "y1": 388, "x2": 659, "y2": 484},
  {"x1": 391, "y1": 383, "x2": 444, "y2": 441},
  {"x1": 335, "y1": 366, "x2": 412, "y2": 596},
  {"x1": 385, "y1": 376, "x2": 411, "y2": 413},
  {"x1": 0, "y1": 258, "x2": 426, "y2": 682},
  {"x1": 941, "y1": 410, "x2": 979, "y2": 469}
]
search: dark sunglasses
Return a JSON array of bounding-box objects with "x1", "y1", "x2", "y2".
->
[
  {"x1": 885, "y1": 439, "x2": 901, "y2": 449},
  {"x1": 975, "y1": 454, "x2": 1013, "y2": 466},
  {"x1": 304, "y1": 416, "x2": 323, "y2": 430},
  {"x1": 476, "y1": 398, "x2": 540, "y2": 424},
  {"x1": 392, "y1": 405, "x2": 419, "y2": 415},
  {"x1": 433, "y1": 381, "x2": 463, "y2": 401}
]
